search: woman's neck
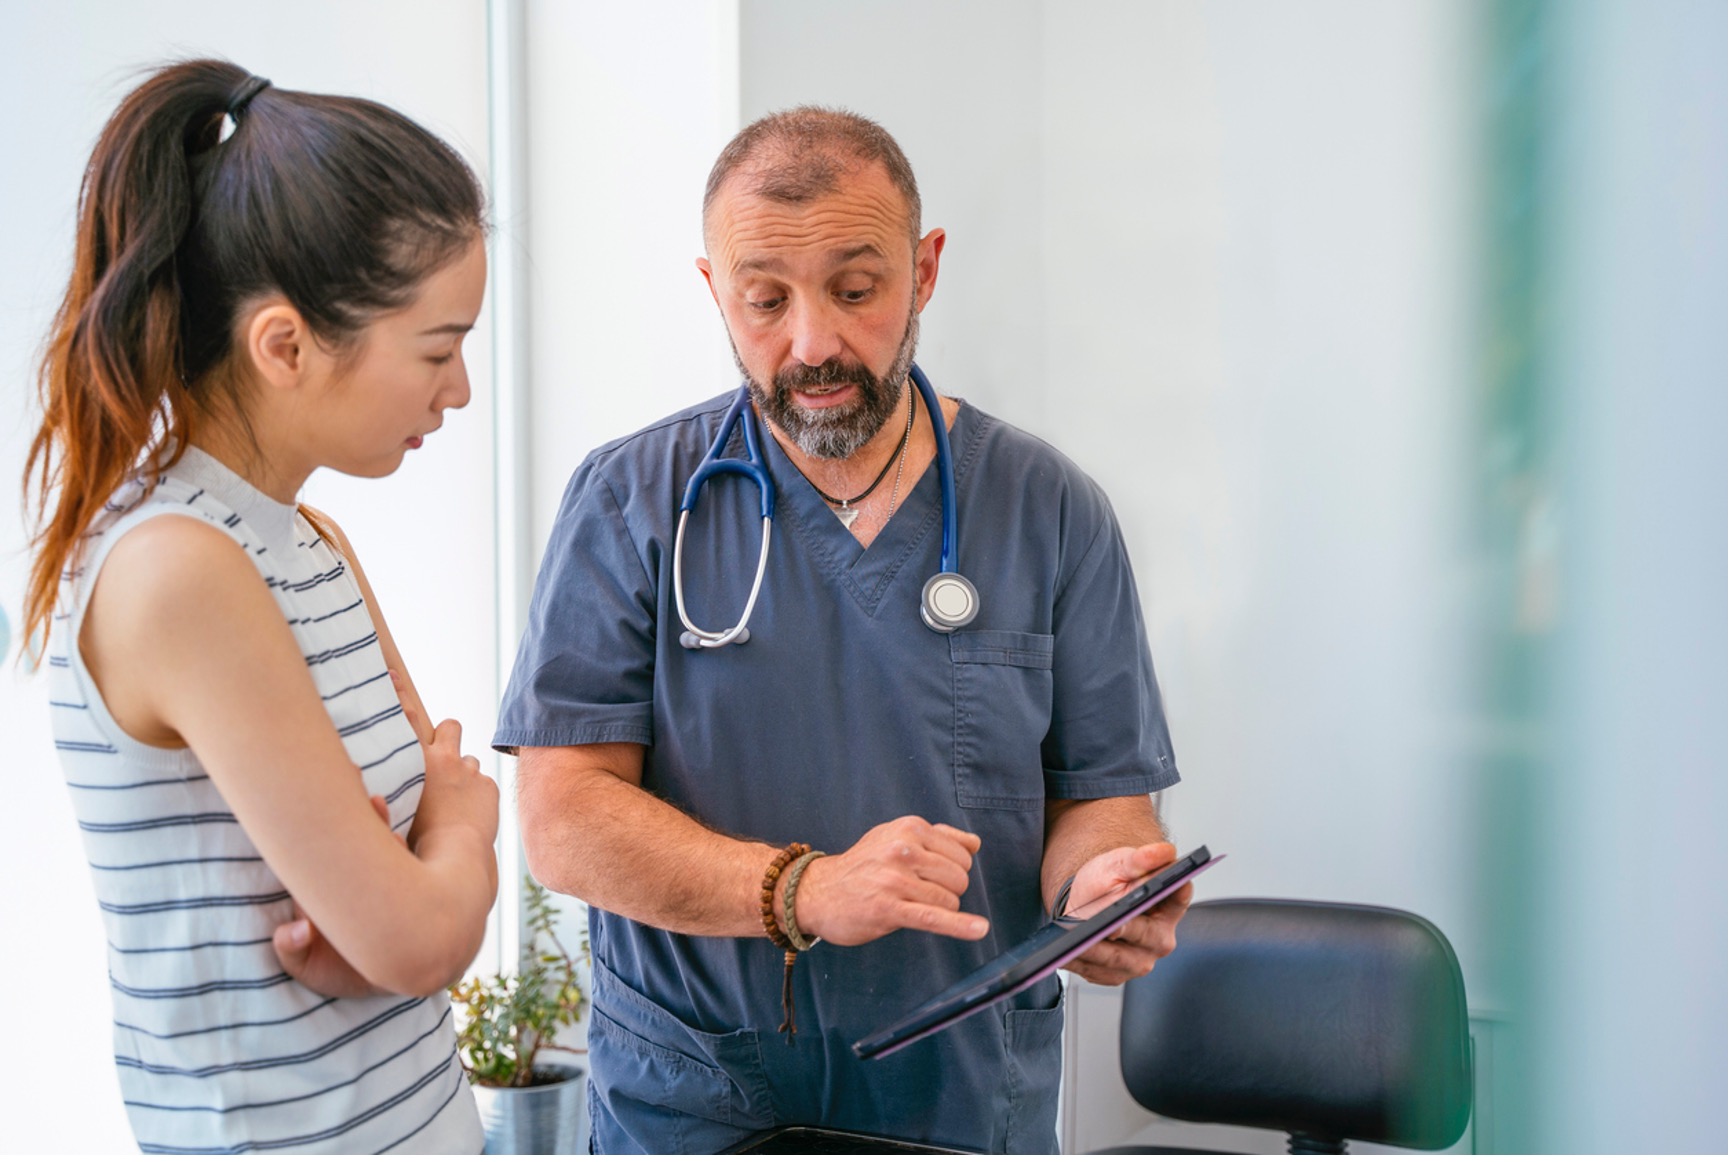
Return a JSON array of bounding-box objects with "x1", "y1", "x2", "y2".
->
[{"x1": 189, "y1": 415, "x2": 309, "y2": 506}]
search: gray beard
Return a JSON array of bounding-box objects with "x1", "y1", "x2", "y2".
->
[{"x1": 734, "y1": 301, "x2": 920, "y2": 461}]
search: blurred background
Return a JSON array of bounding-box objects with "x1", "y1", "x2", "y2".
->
[{"x1": 0, "y1": 0, "x2": 1722, "y2": 1152}]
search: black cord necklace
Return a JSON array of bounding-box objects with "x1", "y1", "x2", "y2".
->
[{"x1": 808, "y1": 388, "x2": 916, "y2": 528}]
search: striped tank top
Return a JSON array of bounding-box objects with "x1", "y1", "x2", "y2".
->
[{"x1": 48, "y1": 446, "x2": 482, "y2": 1154}]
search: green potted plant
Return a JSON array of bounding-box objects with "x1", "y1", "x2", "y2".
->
[{"x1": 451, "y1": 877, "x2": 589, "y2": 1154}]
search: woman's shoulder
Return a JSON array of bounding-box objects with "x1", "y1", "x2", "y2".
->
[{"x1": 85, "y1": 511, "x2": 280, "y2": 650}]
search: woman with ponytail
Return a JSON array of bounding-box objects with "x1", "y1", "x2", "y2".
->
[{"x1": 24, "y1": 60, "x2": 496, "y2": 1153}]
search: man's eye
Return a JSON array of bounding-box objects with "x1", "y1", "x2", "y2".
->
[
  {"x1": 429, "y1": 352, "x2": 457, "y2": 366},
  {"x1": 838, "y1": 288, "x2": 873, "y2": 304}
]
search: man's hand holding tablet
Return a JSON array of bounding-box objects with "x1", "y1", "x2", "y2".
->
[{"x1": 1057, "y1": 842, "x2": 1199, "y2": 986}]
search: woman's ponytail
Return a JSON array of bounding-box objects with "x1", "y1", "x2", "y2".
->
[{"x1": 21, "y1": 60, "x2": 247, "y2": 661}]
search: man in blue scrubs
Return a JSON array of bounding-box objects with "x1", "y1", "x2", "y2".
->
[{"x1": 496, "y1": 108, "x2": 1190, "y2": 1153}]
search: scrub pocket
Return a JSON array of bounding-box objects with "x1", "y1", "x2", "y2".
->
[
  {"x1": 950, "y1": 629, "x2": 1054, "y2": 810},
  {"x1": 587, "y1": 959, "x2": 774, "y2": 1152},
  {"x1": 1001, "y1": 985, "x2": 1066, "y2": 1153}
]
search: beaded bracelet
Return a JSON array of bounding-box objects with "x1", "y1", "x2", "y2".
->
[
  {"x1": 759, "y1": 842, "x2": 809, "y2": 950},
  {"x1": 759, "y1": 842, "x2": 811, "y2": 1037}
]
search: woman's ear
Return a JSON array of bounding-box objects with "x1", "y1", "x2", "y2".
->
[{"x1": 242, "y1": 300, "x2": 317, "y2": 390}]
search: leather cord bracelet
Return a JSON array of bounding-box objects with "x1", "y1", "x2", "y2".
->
[
  {"x1": 782, "y1": 849, "x2": 825, "y2": 952},
  {"x1": 759, "y1": 842, "x2": 811, "y2": 1038}
]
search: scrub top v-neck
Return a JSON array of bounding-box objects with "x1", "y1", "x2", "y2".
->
[{"x1": 496, "y1": 389, "x2": 1179, "y2": 1153}]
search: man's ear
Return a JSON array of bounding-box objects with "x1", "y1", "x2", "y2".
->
[
  {"x1": 242, "y1": 300, "x2": 316, "y2": 390},
  {"x1": 914, "y1": 228, "x2": 946, "y2": 312},
  {"x1": 696, "y1": 257, "x2": 720, "y2": 306}
]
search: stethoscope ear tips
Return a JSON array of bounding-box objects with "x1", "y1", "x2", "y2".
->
[
  {"x1": 680, "y1": 631, "x2": 702, "y2": 650},
  {"x1": 921, "y1": 573, "x2": 980, "y2": 633}
]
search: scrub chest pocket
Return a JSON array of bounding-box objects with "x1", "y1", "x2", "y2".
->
[{"x1": 950, "y1": 630, "x2": 1054, "y2": 810}]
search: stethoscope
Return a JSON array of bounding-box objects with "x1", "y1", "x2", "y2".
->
[{"x1": 674, "y1": 363, "x2": 979, "y2": 649}]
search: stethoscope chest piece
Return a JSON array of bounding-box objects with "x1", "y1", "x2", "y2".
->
[{"x1": 920, "y1": 572, "x2": 979, "y2": 633}]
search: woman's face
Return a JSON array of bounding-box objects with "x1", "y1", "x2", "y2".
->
[{"x1": 308, "y1": 238, "x2": 488, "y2": 479}]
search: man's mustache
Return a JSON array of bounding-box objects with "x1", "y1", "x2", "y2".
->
[{"x1": 774, "y1": 360, "x2": 876, "y2": 392}]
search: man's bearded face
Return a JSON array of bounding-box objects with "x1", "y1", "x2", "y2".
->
[{"x1": 735, "y1": 291, "x2": 920, "y2": 461}]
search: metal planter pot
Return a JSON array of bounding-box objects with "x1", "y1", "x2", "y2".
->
[{"x1": 472, "y1": 1064, "x2": 589, "y2": 1155}]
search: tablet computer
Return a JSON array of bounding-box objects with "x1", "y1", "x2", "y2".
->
[{"x1": 852, "y1": 845, "x2": 1222, "y2": 1060}]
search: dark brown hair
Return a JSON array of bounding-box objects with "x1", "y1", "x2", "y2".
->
[
  {"x1": 21, "y1": 58, "x2": 485, "y2": 660},
  {"x1": 702, "y1": 106, "x2": 922, "y2": 247}
]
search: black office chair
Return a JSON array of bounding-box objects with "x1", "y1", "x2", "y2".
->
[{"x1": 1109, "y1": 899, "x2": 1472, "y2": 1154}]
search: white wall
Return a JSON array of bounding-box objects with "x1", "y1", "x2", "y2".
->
[
  {"x1": 520, "y1": 0, "x2": 740, "y2": 554},
  {"x1": 0, "y1": 3, "x2": 493, "y2": 1151}
]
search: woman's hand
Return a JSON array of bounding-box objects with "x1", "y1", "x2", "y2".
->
[{"x1": 394, "y1": 673, "x2": 499, "y2": 889}]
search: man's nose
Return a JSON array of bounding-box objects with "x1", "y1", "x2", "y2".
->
[{"x1": 786, "y1": 299, "x2": 844, "y2": 367}]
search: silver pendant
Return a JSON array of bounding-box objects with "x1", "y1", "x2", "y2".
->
[{"x1": 835, "y1": 503, "x2": 859, "y2": 529}]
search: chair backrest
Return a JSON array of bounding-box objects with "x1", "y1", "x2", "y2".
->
[{"x1": 1119, "y1": 899, "x2": 1472, "y2": 1152}]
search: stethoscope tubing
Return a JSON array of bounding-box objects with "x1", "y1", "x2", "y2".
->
[
  {"x1": 679, "y1": 390, "x2": 774, "y2": 519},
  {"x1": 674, "y1": 509, "x2": 770, "y2": 648},
  {"x1": 908, "y1": 364, "x2": 958, "y2": 576},
  {"x1": 674, "y1": 363, "x2": 973, "y2": 648}
]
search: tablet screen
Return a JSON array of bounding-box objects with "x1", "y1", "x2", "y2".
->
[{"x1": 853, "y1": 845, "x2": 1220, "y2": 1060}]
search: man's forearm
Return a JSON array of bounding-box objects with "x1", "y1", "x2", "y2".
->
[
  {"x1": 1040, "y1": 794, "x2": 1169, "y2": 912},
  {"x1": 516, "y1": 744, "x2": 777, "y2": 937}
]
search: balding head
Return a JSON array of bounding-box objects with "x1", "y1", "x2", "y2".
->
[{"x1": 702, "y1": 106, "x2": 922, "y2": 251}]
